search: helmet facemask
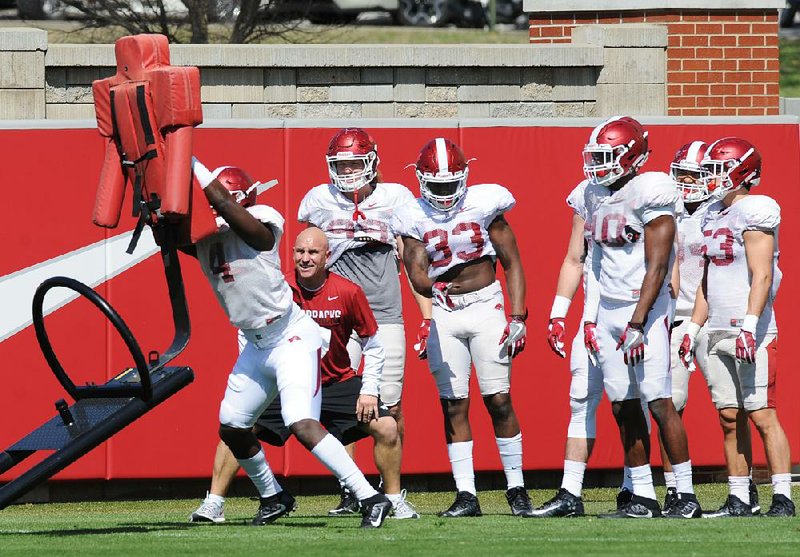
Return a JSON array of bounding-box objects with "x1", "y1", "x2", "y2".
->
[
  {"x1": 326, "y1": 151, "x2": 378, "y2": 193},
  {"x1": 418, "y1": 168, "x2": 467, "y2": 211},
  {"x1": 671, "y1": 162, "x2": 709, "y2": 203},
  {"x1": 583, "y1": 141, "x2": 648, "y2": 187}
]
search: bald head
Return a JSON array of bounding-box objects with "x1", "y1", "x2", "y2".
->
[
  {"x1": 295, "y1": 226, "x2": 328, "y2": 252},
  {"x1": 293, "y1": 227, "x2": 329, "y2": 289}
]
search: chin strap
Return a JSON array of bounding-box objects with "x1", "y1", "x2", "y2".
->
[{"x1": 352, "y1": 188, "x2": 366, "y2": 221}]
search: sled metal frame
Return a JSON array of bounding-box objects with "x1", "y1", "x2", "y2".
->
[{"x1": 0, "y1": 224, "x2": 193, "y2": 510}]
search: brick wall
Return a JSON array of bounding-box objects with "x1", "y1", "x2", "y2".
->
[{"x1": 529, "y1": 10, "x2": 779, "y2": 116}]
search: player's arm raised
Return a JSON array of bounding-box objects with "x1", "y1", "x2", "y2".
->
[
  {"x1": 192, "y1": 157, "x2": 276, "y2": 252},
  {"x1": 548, "y1": 213, "x2": 587, "y2": 357}
]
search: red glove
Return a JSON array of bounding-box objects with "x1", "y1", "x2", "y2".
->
[
  {"x1": 547, "y1": 318, "x2": 567, "y2": 358},
  {"x1": 432, "y1": 281, "x2": 454, "y2": 309},
  {"x1": 735, "y1": 330, "x2": 756, "y2": 363},
  {"x1": 413, "y1": 319, "x2": 431, "y2": 360},
  {"x1": 583, "y1": 322, "x2": 599, "y2": 366},
  {"x1": 500, "y1": 315, "x2": 527, "y2": 359},
  {"x1": 616, "y1": 322, "x2": 645, "y2": 366}
]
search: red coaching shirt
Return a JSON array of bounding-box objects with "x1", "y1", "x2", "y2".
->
[{"x1": 287, "y1": 271, "x2": 378, "y2": 386}]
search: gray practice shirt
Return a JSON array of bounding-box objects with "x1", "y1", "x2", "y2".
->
[{"x1": 330, "y1": 243, "x2": 403, "y2": 325}]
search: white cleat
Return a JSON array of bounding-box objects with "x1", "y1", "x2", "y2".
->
[
  {"x1": 189, "y1": 492, "x2": 225, "y2": 523},
  {"x1": 389, "y1": 489, "x2": 420, "y2": 519}
]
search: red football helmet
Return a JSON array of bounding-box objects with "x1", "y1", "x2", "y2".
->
[
  {"x1": 212, "y1": 166, "x2": 257, "y2": 207},
  {"x1": 670, "y1": 140, "x2": 710, "y2": 203},
  {"x1": 415, "y1": 138, "x2": 468, "y2": 211},
  {"x1": 325, "y1": 128, "x2": 379, "y2": 193},
  {"x1": 583, "y1": 116, "x2": 649, "y2": 186},
  {"x1": 701, "y1": 137, "x2": 761, "y2": 199}
]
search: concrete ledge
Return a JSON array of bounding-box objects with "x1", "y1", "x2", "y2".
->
[
  {"x1": 572, "y1": 24, "x2": 668, "y2": 49},
  {"x1": 0, "y1": 28, "x2": 47, "y2": 51},
  {"x1": 45, "y1": 44, "x2": 604, "y2": 68},
  {"x1": 525, "y1": 0, "x2": 784, "y2": 11}
]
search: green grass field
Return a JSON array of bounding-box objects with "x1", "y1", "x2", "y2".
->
[{"x1": 1, "y1": 485, "x2": 797, "y2": 557}]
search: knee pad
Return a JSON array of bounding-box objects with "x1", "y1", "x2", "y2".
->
[
  {"x1": 567, "y1": 393, "x2": 601, "y2": 439},
  {"x1": 380, "y1": 382, "x2": 402, "y2": 408},
  {"x1": 219, "y1": 398, "x2": 255, "y2": 429}
]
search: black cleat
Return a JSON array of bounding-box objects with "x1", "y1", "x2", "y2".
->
[
  {"x1": 506, "y1": 486, "x2": 534, "y2": 517},
  {"x1": 360, "y1": 493, "x2": 392, "y2": 528},
  {"x1": 328, "y1": 488, "x2": 360, "y2": 516},
  {"x1": 750, "y1": 480, "x2": 761, "y2": 515},
  {"x1": 763, "y1": 494, "x2": 796, "y2": 517},
  {"x1": 529, "y1": 488, "x2": 585, "y2": 518},
  {"x1": 616, "y1": 488, "x2": 633, "y2": 510},
  {"x1": 663, "y1": 492, "x2": 702, "y2": 519},
  {"x1": 702, "y1": 495, "x2": 752, "y2": 518},
  {"x1": 599, "y1": 494, "x2": 661, "y2": 518},
  {"x1": 438, "y1": 491, "x2": 482, "y2": 517},
  {"x1": 279, "y1": 490, "x2": 297, "y2": 514},
  {"x1": 662, "y1": 487, "x2": 678, "y2": 514},
  {"x1": 251, "y1": 492, "x2": 292, "y2": 526}
]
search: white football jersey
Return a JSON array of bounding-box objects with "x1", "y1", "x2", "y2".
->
[
  {"x1": 197, "y1": 205, "x2": 293, "y2": 330},
  {"x1": 392, "y1": 183, "x2": 515, "y2": 279},
  {"x1": 298, "y1": 182, "x2": 416, "y2": 266},
  {"x1": 584, "y1": 172, "x2": 680, "y2": 303},
  {"x1": 702, "y1": 195, "x2": 781, "y2": 334},
  {"x1": 566, "y1": 180, "x2": 593, "y2": 291},
  {"x1": 675, "y1": 201, "x2": 713, "y2": 317}
]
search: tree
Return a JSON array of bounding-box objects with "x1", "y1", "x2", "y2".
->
[{"x1": 54, "y1": 0, "x2": 322, "y2": 44}]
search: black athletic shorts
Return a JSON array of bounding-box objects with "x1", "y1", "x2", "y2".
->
[{"x1": 254, "y1": 376, "x2": 390, "y2": 447}]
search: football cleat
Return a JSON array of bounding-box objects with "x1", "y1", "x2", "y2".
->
[
  {"x1": 663, "y1": 493, "x2": 702, "y2": 519},
  {"x1": 702, "y1": 495, "x2": 753, "y2": 518},
  {"x1": 599, "y1": 494, "x2": 661, "y2": 519},
  {"x1": 360, "y1": 493, "x2": 393, "y2": 528},
  {"x1": 616, "y1": 488, "x2": 633, "y2": 510},
  {"x1": 750, "y1": 480, "x2": 761, "y2": 514},
  {"x1": 252, "y1": 490, "x2": 293, "y2": 526},
  {"x1": 763, "y1": 494, "x2": 796, "y2": 517},
  {"x1": 506, "y1": 486, "x2": 534, "y2": 517},
  {"x1": 389, "y1": 489, "x2": 420, "y2": 519},
  {"x1": 662, "y1": 487, "x2": 679, "y2": 515},
  {"x1": 328, "y1": 488, "x2": 360, "y2": 516},
  {"x1": 189, "y1": 492, "x2": 225, "y2": 523},
  {"x1": 279, "y1": 489, "x2": 298, "y2": 514},
  {"x1": 438, "y1": 491, "x2": 482, "y2": 518},
  {"x1": 529, "y1": 488, "x2": 585, "y2": 518}
]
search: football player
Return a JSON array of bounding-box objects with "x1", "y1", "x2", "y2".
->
[
  {"x1": 298, "y1": 128, "x2": 427, "y2": 514},
  {"x1": 190, "y1": 227, "x2": 419, "y2": 523},
  {"x1": 535, "y1": 175, "x2": 649, "y2": 517},
  {"x1": 581, "y1": 117, "x2": 701, "y2": 519},
  {"x1": 661, "y1": 142, "x2": 759, "y2": 514},
  {"x1": 681, "y1": 138, "x2": 794, "y2": 517},
  {"x1": 185, "y1": 162, "x2": 391, "y2": 528},
  {"x1": 393, "y1": 138, "x2": 533, "y2": 518}
]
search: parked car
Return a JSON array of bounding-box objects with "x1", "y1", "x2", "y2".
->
[{"x1": 781, "y1": 1, "x2": 799, "y2": 28}]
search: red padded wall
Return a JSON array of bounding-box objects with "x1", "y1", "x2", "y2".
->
[{"x1": 1, "y1": 122, "x2": 797, "y2": 482}]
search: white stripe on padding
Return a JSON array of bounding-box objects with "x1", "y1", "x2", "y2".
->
[
  {"x1": 435, "y1": 138, "x2": 449, "y2": 174},
  {"x1": 589, "y1": 115, "x2": 623, "y2": 144}
]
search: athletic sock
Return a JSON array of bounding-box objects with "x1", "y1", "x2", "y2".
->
[
  {"x1": 630, "y1": 464, "x2": 657, "y2": 500},
  {"x1": 237, "y1": 449, "x2": 281, "y2": 499},
  {"x1": 206, "y1": 492, "x2": 225, "y2": 506},
  {"x1": 561, "y1": 460, "x2": 587, "y2": 498},
  {"x1": 672, "y1": 460, "x2": 694, "y2": 495},
  {"x1": 496, "y1": 433, "x2": 524, "y2": 490},
  {"x1": 447, "y1": 441, "x2": 476, "y2": 495},
  {"x1": 663, "y1": 471, "x2": 677, "y2": 490},
  {"x1": 622, "y1": 465, "x2": 633, "y2": 492},
  {"x1": 729, "y1": 476, "x2": 750, "y2": 503},
  {"x1": 311, "y1": 434, "x2": 377, "y2": 501},
  {"x1": 772, "y1": 473, "x2": 792, "y2": 499}
]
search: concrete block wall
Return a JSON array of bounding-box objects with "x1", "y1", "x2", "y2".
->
[
  {"x1": 0, "y1": 27, "x2": 673, "y2": 120},
  {"x1": 524, "y1": 0, "x2": 784, "y2": 116}
]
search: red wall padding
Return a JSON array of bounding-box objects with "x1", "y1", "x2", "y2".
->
[{"x1": 1, "y1": 122, "x2": 798, "y2": 481}]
